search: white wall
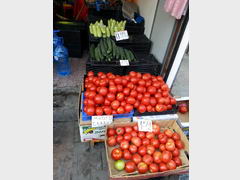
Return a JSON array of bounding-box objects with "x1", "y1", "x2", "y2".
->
[{"x1": 136, "y1": 0, "x2": 158, "y2": 38}]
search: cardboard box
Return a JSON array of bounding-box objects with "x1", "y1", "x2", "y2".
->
[
  {"x1": 105, "y1": 120, "x2": 189, "y2": 180},
  {"x1": 79, "y1": 125, "x2": 106, "y2": 142}
]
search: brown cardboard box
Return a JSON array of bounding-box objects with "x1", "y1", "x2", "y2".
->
[{"x1": 105, "y1": 120, "x2": 189, "y2": 180}]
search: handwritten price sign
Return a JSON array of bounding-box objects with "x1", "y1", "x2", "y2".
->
[
  {"x1": 138, "y1": 119, "x2": 153, "y2": 132},
  {"x1": 92, "y1": 115, "x2": 113, "y2": 127},
  {"x1": 115, "y1": 30, "x2": 129, "y2": 41},
  {"x1": 120, "y1": 60, "x2": 129, "y2": 66}
]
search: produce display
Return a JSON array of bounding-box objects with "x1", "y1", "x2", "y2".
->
[
  {"x1": 84, "y1": 71, "x2": 177, "y2": 116},
  {"x1": 89, "y1": 19, "x2": 126, "y2": 38},
  {"x1": 107, "y1": 124, "x2": 185, "y2": 174},
  {"x1": 89, "y1": 38, "x2": 136, "y2": 62}
]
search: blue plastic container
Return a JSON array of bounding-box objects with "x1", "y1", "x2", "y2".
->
[{"x1": 81, "y1": 92, "x2": 134, "y2": 121}]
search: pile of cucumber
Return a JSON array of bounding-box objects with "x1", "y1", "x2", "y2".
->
[
  {"x1": 89, "y1": 38, "x2": 136, "y2": 62},
  {"x1": 89, "y1": 19, "x2": 127, "y2": 38}
]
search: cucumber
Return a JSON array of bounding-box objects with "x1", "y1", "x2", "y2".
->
[
  {"x1": 97, "y1": 45, "x2": 103, "y2": 60},
  {"x1": 124, "y1": 49, "x2": 131, "y2": 61},
  {"x1": 107, "y1": 38, "x2": 112, "y2": 53},
  {"x1": 99, "y1": 39, "x2": 107, "y2": 57},
  {"x1": 90, "y1": 44, "x2": 95, "y2": 59},
  {"x1": 119, "y1": 47, "x2": 124, "y2": 59},
  {"x1": 106, "y1": 27, "x2": 110, "y2": 37},
  {"x1": 97, "y1": 26, "x2": 102, "y2": 37},
  {"x1": 128, "y1": 50, "x2": 136, "y2": 61},
  {"x1": 95, "y1": 47, "x2": 100, "y2": 61},
  {"x1": 116, "y1": 46, "x2": 120, "y2": 59}
]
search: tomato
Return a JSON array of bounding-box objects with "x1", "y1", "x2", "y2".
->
[
  {"x1": 89, "y1": 85, "x2": 97, "y2": 91},
  {"x1": 170, "y1": 98, "x2": 177, "y2": 105},
  {"x1": 142, "y1": 138, "x2": 150, "y2": 146},
  {"x1": 155, "y1": 104, "x2": 165, "y2": 112},
  {"x1": 88, "y1": 91, "x2": 97, "y2": 100},
  {"x1": 153, "y1": 151, "x2": 162, "y2": 164},
  {"x1": 97, "y1": 72, "x2": 104, "y2": 77},
  {"x1": 158, "y1": 98, "x2": 165, "y2": 105},
  {"x1": 147, "y1": 86, "x2": 157, "y2": 95},
  {"x1": 152, "y1": 124, "x2": 160, "y2": 135},
  {"x1": 109, "y1": 85, "x2": 118, "y2": 94},
  {"x1": 172, "y1": 132, "x2": 181, "y2": 141},
  {"x1": 116, "y1": 84, "x2": 123, "y2": 92},
  {"x1": 115, "y1": 92, "x2": 124, "y2": 102},
  {"x1": 94, "y1": 94, "x2": 104, "y2": 104},
  {"x1": 136, "y1": 93, "x2": 143, "y2": 101},
  {"x1": 159, "y1": 135, "x2": 167, "y2": 144},
  {"x1": 109, "y1": 80, "x2": 115, "y2": 86},
  {"x1": 133, "y1": 124, "x2": 138, "y2": 132},
  {"x1": 167, "y1": 138, "x2": 175, "y2": 144},
  {"x1": 138, "y1": 104, "x2": 146, "y2": 113},
  {"x1": 123, "y1": 149, "x2": 132, "y2": 160},
  {"x1": 146, "y1": 132, "x2": 155, "y2": 139},
  {"x1": 145, "y1": 81, "x2": 151, "y2": 87},
  {"x1": 166, "y1": 160, "x2": 176, "y2": 170},
  {"x1": 111, "y1": 100, "x2": 120, "y2": 110},
  {"x1": 159, "y1": 163, "x2": 168, "y2": 172},
  {"x1": 137, "y1": 162, "x2": 148, "y2": 174},
  {"x1": 154, "y1": 93, "x2": 162, "y2": 99},
  {"x1": 141, "y1": 97, "x2": 150, "y2": 106},
  {"x1": 149, "y1": 97, "x2": 157, "y2": 107},
  {"x1": 172, "y1": 148, "x2": 180, "y2": 157},
  {"x1": 149, "y1": 163, "x2": 159, "y2": 173},
  {"x1": 159, "y1": 144, "x2": 166, "y2": 152},
  {"x1": 95, "y1": 107, "x2": 103, "y2": 115},
  {"x1": 87, "y1": 71, "x2": 94, "y2": 77},
  {"x1": 129, "y1": 144, "x2": 138, "y2": 154},
  {"x1": 125, "y1": 161, "x2": 136, "y2": 173},
  {"x1": 136, "y1": 86, "x2": 145, "y2": 93},
  {"x1": 114, "y1": 77, "x2": 122, "y2": 85},
  {"x1": 85, "y1": 106, "x2": 95, "y2": 116},
  {"x1": 114, "y1": 160, "x2": 125, "y2": 171},
  {"x1": 161, "y1": 151, "x2": 172, "y2": 163},
  {"x1": 147, "y1": 105, "x2": 153, "y2": 112},
  {"x1": 123, "y1": 87, "x2": 130, "y2": 96},
  {"x1": 116, "y1": 127, "x2": 125, "y2": 135},
  {"x1": 107, "y1": 136, "x2": 117, "y2": 147},
  {"x1": 111, "y1": 148, "x2": 123, "y2": 160},
  {"x1": 146, "y1": 145, "x2": 155, "y2": 155},
  {"x1": 161, "y1": 84, "x2": 168, "y2": 91},
  {"x1": 125, "y1": 104, "x2": 133, "y2": 113},
  {"x1": 138, "y1": 132, "x2": 145, "y2": 139},
  {"x1": 167, "y1": 104, "x2": 173, "y2": 110},
  {"x1": 138, "y1": 146, "x2": 147, "y2": 156},
  {"x1": 117, "y1": 106, "x2": 125, "y2": 114},
  {"x1": 120, "y1": 140, "x2": 130, "y2": 150},
  {"x1": 151, "y1": 139, "x2": 160, "y2": 148},
  {"x1": 107, "y1": 128, "x2": 115, "y2": 137},
  {"x1": 124, "y1": 133, "x2": 132, "y2": 141},
  {"x1": 99, "y1": 79, "x2": 107, "y2": 87},
  {"x1": 136, "y1": 72, "x2": 142, "y2": 79},
  {"x1": 112, "y1": 110, "x2": 117, "y2": 114},
  {"x1": 142, "y1": 73, "x2": 151, "y2": 80},
  {"x1": 131, "y1": 136, "x2": 142, "y2": 147},
  {"x1": 103, "y1": 106, "x2": 112, "y2": 115},
  {"x1": 179, "y1": 105, "x2": 188, "y2": 113},
  {"x1": 164, "y1": 129, "x2": 173, "y2": 138},
  {"x1": 116, "y1": 135, "x2": 124, "y2": 144},
  {"x1": 126, "y1": 97, "x2": 136, "y2": 105},
  {"x1": 131, "y1": 131, "x2": 138, "y2": 137},
  {"x1": 132, "y1": 154, "x2": 142, "y2": 165},
  {"x1": 165, "y1": 141, "x2": 175, "y2": 152},
  {"x1": 130, "y1": 90, "x2": 138, "y2": 98},
  {"x1": 129, "y1": 71, "x2": 137, "y2": 77},
  {"x1": 162, "y1": 91, "x2": 169, "y2": 98},
  {"x1": 106, "y1": 93, "x2": 115, "y2": 101},
  {"x1": 143, "y1": 154, "x2": 153, "y2": 165},
  {"x1": 164, "y1": 97, "x2": 170, "y2": 105},
  {"x1": 175, "y1": 140, "x2": 184, "y2": 149},
  {"x1": 130, "y1": 77, "x2": 139, "y2": 84},
  {"x1": 173, "y1": 157, "x2": 182, "y2": 167},
  {"x1": 134, "y1": 100, "x2": 140, "y2": 108},
  {"x1": 103, "y1": 99, "x2": 110, "y2": 106},
  {"x1": 152, "y1": 81, "x2": 161, "y2": 89},
  {"x1": 138, "y1": 79, "x2": 146, "y2": 86},
  {"x1": 127, "y1": 82, "x2": 135, "y2": 89}
]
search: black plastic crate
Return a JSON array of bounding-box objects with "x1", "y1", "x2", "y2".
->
[
  {"x1": 133, "y1": 105, "x2": 178, "y2": 116},
  {"x1": 86, "y1": 64, "x2": 125, "y2": 75},
  {"x1": 64, "y1": 43, "x2": 83, "y2": 58}
]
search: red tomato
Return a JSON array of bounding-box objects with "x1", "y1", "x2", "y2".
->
[
  {"x1": 117, "y1": 84, "x2": 123, "y2": 92},
  {"x1": 149, "y1": 163, "x2": 159, "y2": 173},
  {"x1": 87, "y1": 91, "x2": 97, "y2": 100},
  {"x1": 125, "y1": 104, "x2": 133, "y2": 113},
  {"x1": 143, "y1": 154, "x2": 153, "y2": 165},
  {"x1": 116, "y1": 127, "x2": 125, "y2": 135},
  {"x1": 137, "y1": 162, "x2": 148, "y2": 174},
  {"x1": 130, "y1": 90, "x2": 138, "y2": 98},
  {"x1": 172, "y1": 132, "x2": 181, "y2": 141},
  {"x1": 114, "y1": 77, "x2": 122, "y2": 85},
  {"x1": 164, "y1": 129, "x2": 173, "y2": 138},
  {"x1": 136, "y1": 72, "x2": 142, "y2": 79},
  {"x1": 126, "y1": 97, "x2": 136, "y2": 105},
  {"x1": 129, "y1": 71, "x2": 137, "y2": 77},
  {"x1": 146, "y1": 145, "x2": 155, "y2": 155},
  {"x1": 142, "y1": 138, "x2": 150, "y2": 146},
  {"x1": 175, "y1": 140, "x2": 184, "y2": 149},
  {"x1": 111, "y1": 148, "x2": 123, "y2": 160},
  {"x1": 104, "y1": 99, "x2": 111, "y2": 106},
  {"x1": 89, "y1": 85, "x2": 97, "y2": 91},
  {"x1": 159, "y1": 163, "x2": 168, "y2": 172},
  {"x1": 124, "y1": 133, "x2": 132, "y2": 141},
  {"x1": 138, "y1": 104, "x2": 146, "y2": 113},
  {"x1": 116, "y1": 135, "x2": 124, "y2": 144},
  {"x1": 162, "y1": 91, "x2": 169, "y2": 97},
  {"x1": 109, "y1": 80, "x2": 115, "y2": 86},
  {"x1": 95, "y1": 107, "x2": 103, "y2": 115},
  {"x1": 134, "y1": 100, "x2": 140, "y2": 108},
  {"x1": 166, "y1": 160, "x2": 176, "y2": 170},
  {"x1": 149, "y1": 97, "x2": 157, "y2": 107},
  {"x1": 125, "y1": 126, "x2": 133, "y2": 133},
  {"x1": 121, "y1": 78, "x2": 128, "y2": 86},
  {"x1": 159, "y1": 144, "x2": 166, "y2": 152},
  {"x1": 138, "y1": 132, "x2": 145, "y2": 139},
  {"x1": 125, "y1": 161, "x2": 136, "y2": 173},
  {"x1": 142, "y1": 73, "x2": 151, "y2": 80},
  {"x1": 152, "y1": 124, "x2": 160, "y2": 135},
  {"x1": 107, "y1": 128, "x2": 115, "y2": 137},
  {"x1": 107, "y1": 136, "x2": 117, "y2": 147},
  {"x1": 159, "y1": 135, "x2": 168, "y2": 144},
  {"x1": 154, "y1": 92, "x2": 162, "y2": 99},
  {"x1": 123, "y1": 149, "x2": 132, "y2": 160},
  {"x1": 172, "y1": 148, "x2": 180, "y2": 157},
  {"x1": 136, "y1": 93, "x2": 143, "y2": 101},
  {"x1": 138, "y1": 146, "x2": 147, "y2": 156},
  {"x1": 127, "y1": 82, "x2": 135, "y2": 89},
  {"x1": 161, "y1": 151, "x2": 172, "y2": 163},
  {"x1": 167, "y1": 138, "x2": 175, "y2": 144},
  {"x1": 155, "y1": 104, "x2": 165, "y2": 112},
  {"x1": 132, "y1": 154, "x2": 142, "y2": 164},
  {"x1": 165, "y1": 142, "x2": 176, "y2": 152},
  {"x1": 130, "y1": 77, "x2": 139, "y2": 84},
  {"x1": 111, "y1": 100, "x2": 120, "y2": 110},
  {"x1": 131, "y1": 136, "x2": 142, "y2": 147},
  {"x1": 133, "y1": 124, "x2": 138, "y2": 132},
  {"x1": 131, "y1": 131, "x2": 138, "y2": 137},
  {"x1": 152, "y1": 81, "x2": 161, "y2": 89},
  {"x1": 146, "y1": 132, "x2": 155, "y2": 139},
  {"x1": 99, "y1": 79, "x2": 107, "y2": 87},
  {"x1": 170, "y1": 98, "x2": 177, "y2": 105},
  {"x1": 120, "y1": 140, "x2": 130, "y2": 150},
  {"x1": 138, "y1": 79, "x2": 146, "y2": 86},
  {"x1": 97, "y1": 72, "x2": 104, "y2": 77},
  {"x1": 112, "y1": 110, "x2": 117, "y2": 114},
  {"x1": 129, "y1": 144, "x2": 138, "y2": 154},
  {"x1": 158, "y1": 98, "x2": 165, "y2": 105},
  {"x1": 103, "y1": 106, "x2": 112, "y2": 115},
  {"x1": 151, "y1": 139, "x2": 160, "y2": 148},
  {"x1": 164, "y1": 97, "x2": 170, "y2": 105},
  {"x1": 116, "y1": 93, "x2": 125, "y2": 102},
  {"x1": 85, "y1": 106, "x2": 95, "y2": 116},
  {"x1": 136, "y1": 86, "x2": 145, "y2": 93},
  {"x1": 141, "y1": 97, "x2": 150, "y2": 106},
  {"x1": 167, "y1": 104, "x2": 173, "y2": 110},
  {"x1": 106, "y1": 93, "x2": 115, "y2": 101},
  {"x1": 117, "y1": 106, "x2": 125, "y2": 114},
  {"x1": 87, "y1": 71, "x2": 94, "y2": 77},
  {"x1": 109, "y1": 85, "x2": 117, "y2": 94},
  {"x1": 145, "y1": 81, "x2": 151, "y2": 87},
  {"x1": 153, "y1": 151, "x2": 162, "y2": 164},
  {"x1": 179, "y1": 105, "x2": 188, "y2": 113},
  {"x1": 147, "y1": 86, "x2": 157, "y2": 95},
  {"x1": 123, "y1": 87, "x2": 130, "y2": 96},
  {"x1": 173, "y1": 157, "x2": 182, "y2": 167},
  {"x1": 161, "y1": 84, "x2": 168, "y2": 91}
]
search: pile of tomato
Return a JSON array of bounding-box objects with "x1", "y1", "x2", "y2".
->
[
  {"x1": 107, "y1": 123, "x2": 185, "y2": 174},
  {"x1": 84, "y1": 71, "x2": 177, "y2": 116}
]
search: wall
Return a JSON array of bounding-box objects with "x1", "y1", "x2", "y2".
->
[
  {"x1": 150, "y1": 0, "x2": 176, "y2": 63},
  {"x1": 136, "y1": 0, "x2": 158, "y2": 38}
]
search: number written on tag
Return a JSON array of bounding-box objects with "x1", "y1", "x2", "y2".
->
[
  {"x1": 120, "y1": 60, "x2": 129, "y2": 66},
  {"x1": 138, "y1": 119, "x2": 152, "y2": 132},
  {"x1": 115, "y1": 30, "x2": 129, "y2": 41},
  {"x1": 92, "y1": 115, "x2": 113, "y2": 127}
]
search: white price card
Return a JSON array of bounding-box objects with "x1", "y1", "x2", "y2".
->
[
  {"x1": 115, "y1": 30, "x2": 129, "y2": 41},
  {"x1": 138, "y1": 119, "x2": 152, "y2": 132},
  {"x1": 120, "y1": 60, "x2": 129, "y2": 66},
  {"x1": 92, "y1": 115, "x2": 113, "y2": 127}
]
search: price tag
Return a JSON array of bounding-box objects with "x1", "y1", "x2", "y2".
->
[
  {"x1": 138, "y1": 119, "x2": 152, "y2": 132},
  {"x1": 115, "y1": 30, "x2": 129, "y2": 41},
  {"x1": 120, "y1": 60, "x2": 129, "y2": 66},
  {"x1": 92, "y1": 115, "x2": 113, "y2": 128}
]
